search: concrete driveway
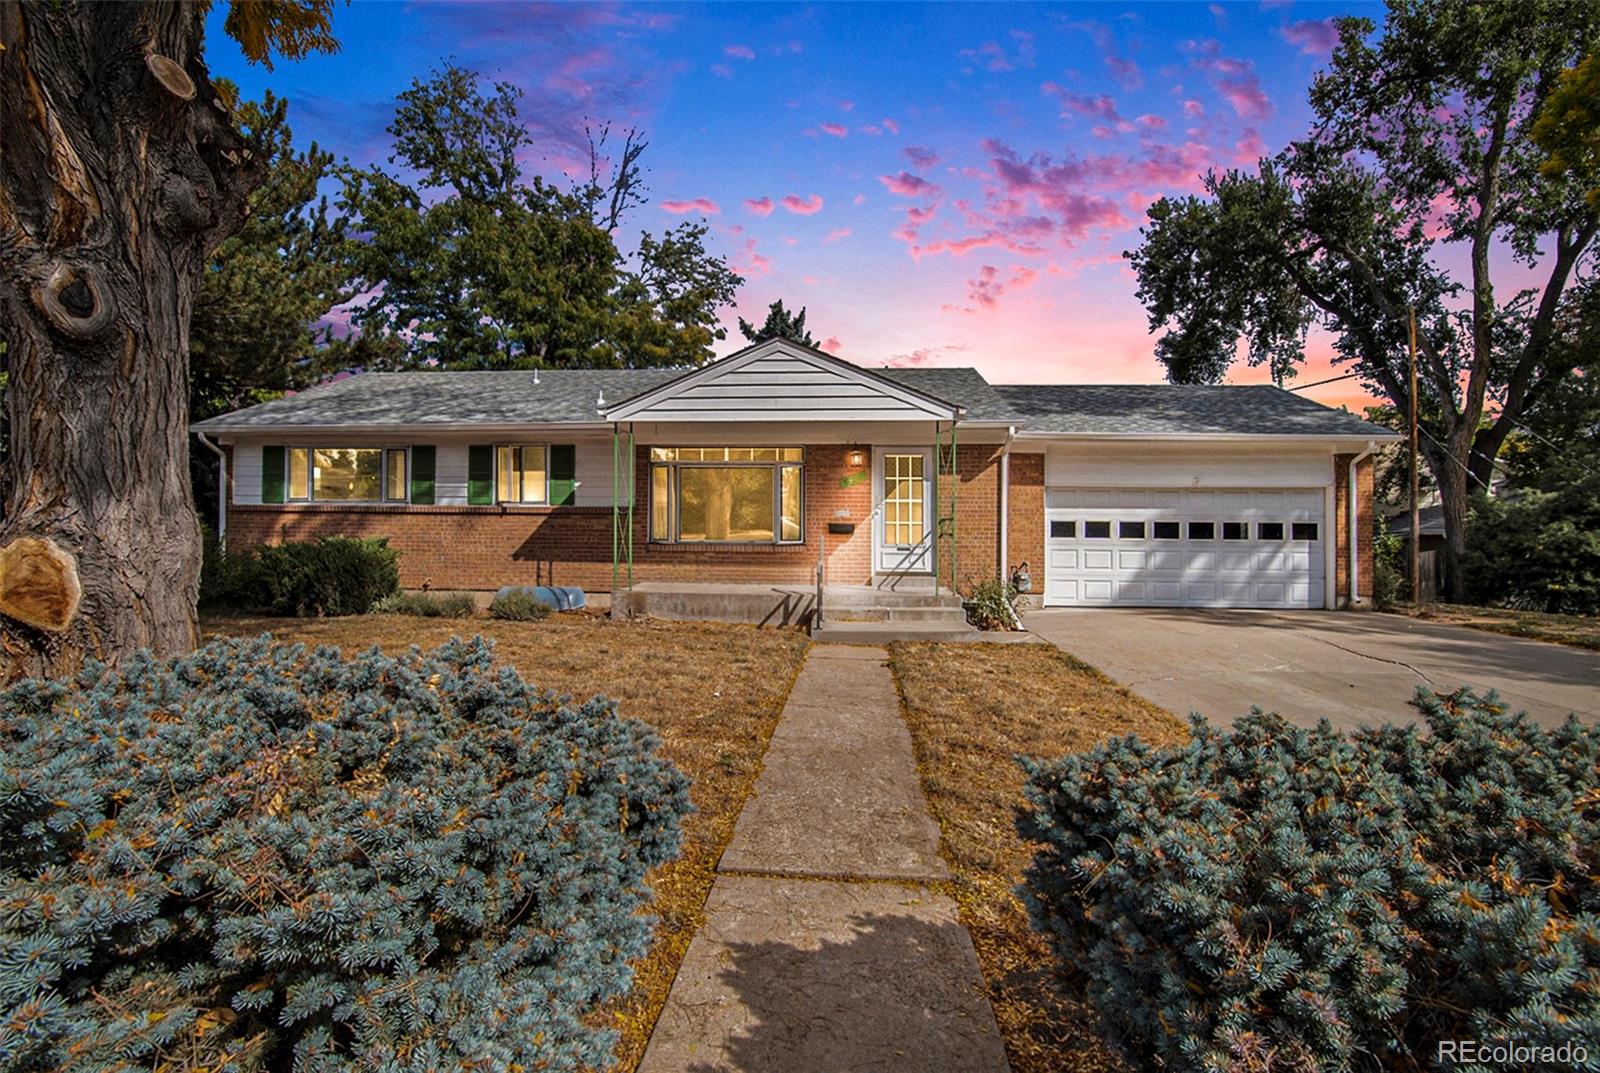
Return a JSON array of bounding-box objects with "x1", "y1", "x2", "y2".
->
[{"x1": 1024, "y1": 608, "x2": 1600, "y2": 731}]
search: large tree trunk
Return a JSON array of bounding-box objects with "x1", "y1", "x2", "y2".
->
[
  {"x1": 0, "y1": 2, "x2": 264, "y2": 682},
  {"x1": 1434, "y1": 456, "x2": 1470, "y2": 604}
]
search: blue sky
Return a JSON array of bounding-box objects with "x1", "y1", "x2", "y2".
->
[{"x1": 206, "y1": 1, "x2": 1381, "y2": 405}]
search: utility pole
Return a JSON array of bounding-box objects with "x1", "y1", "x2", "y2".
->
[{"x1": 1408, "y1": 306, "x2": 1422, "y2": 606}]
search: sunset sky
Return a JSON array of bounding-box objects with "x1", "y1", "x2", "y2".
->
[{"x1": 208, "y1": 0, "x2": 1387, "y2": 410}]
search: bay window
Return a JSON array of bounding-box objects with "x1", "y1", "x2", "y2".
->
[{"x1": 649, "y1": 447, "x2": 804, "y2": 544}]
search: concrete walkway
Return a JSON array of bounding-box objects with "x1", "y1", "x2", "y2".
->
[{"x1": 638, "y1": 646, "x2": 1010, "y2": 1073}]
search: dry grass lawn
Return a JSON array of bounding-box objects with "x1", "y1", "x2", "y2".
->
[
  {"x1": 203, "y1": 611, "x2": 809, "y2": 1073},
  {"x1": 1386, "y1": 603, "x2": 1600, "y2": 651},
  {"x1": 887, "y1": 641, "x2": 1187, "y2": 1073}
]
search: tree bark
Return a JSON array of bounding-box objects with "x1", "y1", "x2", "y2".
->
[{"x1": 0, "y1": 2, "x2": 266, "y2": 681}]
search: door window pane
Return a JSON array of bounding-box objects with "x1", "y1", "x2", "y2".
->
[
  {"x1": 518, "y1": 445, "x2": 547, "y2": 504},
  {"x1": 651, "y1": 466, "x2": 672, "y2": 540},
  {"x1": 1257, "y1": 521, "x2": 1285, "y2": 541},
  {"x1": 1085, "y1": 520, "x2": 1112, "y2": 538},
  {"x1": 679, "y1": 467, "x2": 776, "y2": 541},
  {"x1": 1119, "y1": 521, "x2": 1146, "y2": 539},
  {"x1": 313, "y1": 448, "x2": 382, "y2": 501},
  {"x1": 1188, "y1": 521, "x2": 1216, "y2": 540},
  {"x1": 884, "y1": 454, "x2": 926, "y2": 546},
  {"x1": 288, "y1": 448, "x2": 310, "y2": 500},
  {"x1": 1050, "y1": 520, "x2": 1076, "y2": 539},
  {"x1": 1153, "y1": 521, "x2": 1181, "y2": 539},
  {"x1": 385, "y1": 448, "x2": 408, "y2": 502},
  {"x1": 1292, "y1": 522, "x2": 1319, "y2": 541},
  {"x1": 780, "y1": 465, "x2": 803, "y2": 542},
  {"x1": 1222, "y1": 521, "x2": 1248, "y2": 540}
]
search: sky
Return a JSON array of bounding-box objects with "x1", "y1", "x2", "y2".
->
[{"x1": 206, "y1": 0, "x2": 1386, "y2": 410}]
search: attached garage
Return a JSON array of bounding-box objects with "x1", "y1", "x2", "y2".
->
[{"x1": 1043, "y1": 487, "x2": 1326, "y2": 608}]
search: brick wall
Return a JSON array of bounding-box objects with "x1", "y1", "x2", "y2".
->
[
  {"x1": 230, "y1": 443, "x2": 880, "y2": 592},
  {"x1": 1007, "y1": 452, "x2": 1045, "y2": 594},
  {"x1": 1333, "y1": 452, "x2": 1376, "y2": 605}
]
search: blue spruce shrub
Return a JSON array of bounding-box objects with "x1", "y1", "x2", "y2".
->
[
  {"x1": 1018, "y1": 688, "x2": 1600, "y2": 1072},
  {"x1": 0, "y1": 635, "x2": 691, "y2": 1073}
]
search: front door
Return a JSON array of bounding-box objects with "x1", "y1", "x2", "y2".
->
[{"x1": 875, "y1": 447, "x2": 934, "y2": 573}]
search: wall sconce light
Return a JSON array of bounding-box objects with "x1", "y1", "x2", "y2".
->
[{"x1": 846, "y1": 447, "x2": 866, "y2": 467}]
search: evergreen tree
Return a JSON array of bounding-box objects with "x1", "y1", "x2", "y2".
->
[{"x1": 738, "y1": 299, "x2": 818, "y2": 347}]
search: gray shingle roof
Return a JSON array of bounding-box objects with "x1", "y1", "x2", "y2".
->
[
  {"x1": 191, "y1": 369, "x2": 685, "y2": 429},
  {"x1": 995, "y1": 384, "x2": 1395, "y2": 438},
  {"x1": 875, "y1": 367, "x2": 1019, "y2": 423}
]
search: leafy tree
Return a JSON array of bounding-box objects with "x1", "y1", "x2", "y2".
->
[
  {"x1": 341, "y1": 65, "x2": 741, "y2": 370},
  {"x1": 738, "y1": 299, "x2": 818, "y2": 347},
  {"x1": 0, "y1": 0, "x2": 339, "y2": 681},
  {"x1": 1534, "y1": 51, "x2": 1600, "y2": 211},
  {"x1": 1127, "y1": 2, "x2": 1600, "y2": 600}
]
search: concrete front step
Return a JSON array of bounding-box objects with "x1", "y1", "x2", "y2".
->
[
  {"x1": 810, "y1": 622, "x2": 987, "y2": 644},
  {"x1": 828, "y1": 606, "x2": 970, "y2": 624}
]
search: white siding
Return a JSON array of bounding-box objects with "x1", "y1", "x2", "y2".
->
[
  {"x1": 1043, "y1": 441, "x2": 1333, "y2": 489},
  {"x1": 232, "y1": 440, "x2": 264, "y2": 503},
  {"x1": 617, "y1": 349, "x2": 951, "y2": 422},
  {"x1": 572, "y1": 441, "x2": 615, "y2": 506},
  {"x1": 434, "y1": 443, "x2": 470, "y2": 505}
]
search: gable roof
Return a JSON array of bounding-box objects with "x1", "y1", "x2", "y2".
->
[
  {"x1": 600, "y1": 338, "x2": 962, "y2": 422},
  {"x1": 996, "y1": 384, "x2": 1398, "y2": 439}
]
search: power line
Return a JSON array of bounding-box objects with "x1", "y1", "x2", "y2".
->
[{"x1": 1288, "y1": 372, "x2": 1360, "y2": 392}]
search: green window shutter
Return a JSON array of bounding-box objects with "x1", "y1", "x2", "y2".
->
[
  {"x1": 410, "y1": 445, "x2": 436, "y2": 504},
  {"x1": 468, "y1": 445, "x2": 494, "y2": 505},
  {"x1": 548, "y1": 444, "x2": 576, "y2": 506},
  {"x1": 261, "y1": 445, "x2": 286, "y2": 504}
]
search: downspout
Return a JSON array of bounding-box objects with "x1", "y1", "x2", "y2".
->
[
  {"x1": 998, "y1": 427, "x2": 1014, "y2": 579},
  {"x1": 1347, "y1": 440, "x2": 1376, "y2": 607},
  {"x1": 195, "y1": 432, "x2": 227, "y2": 550}
]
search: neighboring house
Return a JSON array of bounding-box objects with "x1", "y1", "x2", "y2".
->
[{"x1": 191, "y1": 338, "x2": 1399, "y2": 610}]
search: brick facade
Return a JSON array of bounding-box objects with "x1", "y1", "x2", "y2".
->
[{"x1": 1333, "y1": 452, "x2": 1376, "y2": 606}]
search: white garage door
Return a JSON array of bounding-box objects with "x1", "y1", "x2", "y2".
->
[{"x1": 1043, "y1": 488, "x2": 1326, "y2": 609}]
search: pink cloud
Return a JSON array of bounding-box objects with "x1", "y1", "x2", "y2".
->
[
  {"x1": 1042, "y1": 83, "x2": 1122, "y2": 122},
  {"x1": 726, "y1": 227, "x2": 771, "y2": 276},
  {"x1": 744, "y1": 196, "x2": 775, "y2": 216},
  {"x1": 724, "y1": 44, "x2": 756, "y2": 60},
  {"x1": 1217, "y1": 74, "x2": 1272, "y2": 120},
  {"x1": 882, "y1": 344, "x2": 971, "y2": 368},
  {"x1": 710, "y1": 63, "x2": 732, "y2": 79},
  {"x1": 880, "y1": 171, "x2": 941, "y2": 197},
  {"x1": 882, "y1": 118, "x2": 900, "y2": 134},
  {"x1": 781, "y1": 193, "x2": 824, "y2": 215},
  {"x1": 904, "y1": 145, "x2": 940, "y2": 169},
  {"x1": 1281, "y1": 18, "x2": 1340, "y2": 56},
  {"x1": 660, "y1": 197, "x2": 719, "y2": 215},
  {"x1": 860, "y1": 124, "x2": 883, "y2": 135},
  {"x1": 1105, "y1": 55, "x2": 1143, "y2": 90},
  {"x1": 1234, "y1": 127, "x2": 1267, "y2": 164},
  {"x1": 822, "y1": 227, "x2": 851, "y2": 244},
  {"x1": 964, "y1": 264, "x2": 1039, "y2": 309},
  {"x1": 820, "y1": 122, "x2": 849, "y2": 138},
  {"x1": 959, "y1": 29, "x2": 1037, "y2": 73},
  {"x1": 852, "y1": 193, "x2": 867, "y2": 205},
  {"x1": 821, "y1": 336, "x2": 843, "y2": 353},
  {"x1": 1183, "y1": 99, "x2": 1205, "y2": 118},
  {"x1": 1136, "y1": 114, "x2": 1167, "y2": 130},
  {"x1": 839, "y1": 99, "x2": 855, "y2": 111}
]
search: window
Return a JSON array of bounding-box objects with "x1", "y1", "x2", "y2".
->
[
  {"x1": 1257, "y1": 522, "x2": 1285, "y2": 541},
  {"x1": 385, "y1": 448, "x2": 408, "y2": 502},
  {"x1": 1084, "y1": 520, "x2": 1112, "y2": 539},
  {"x1": 883, "y1": 453, "x2": 925, "y2": 546},
  {"x1": 649, "y1": 447, "x2": 804, "y2": 544},
  {"x1": 1292, "y1": 522, "x2": 1320, "y2": 541},
  {"x1": 496, "y1": 445, "x2": 548, "y2": 504},
  {"x1": 1153, "y1": 521, "x2": 1181, "y2": 539},
  {"x1": 1222, "y1": 521, "x2": 1248, "y2": 540},
  {"x1": 284, "y1": 447, "x2": 407, "y2": 503},
  {"x1": 1119, "y1": 521, "x2": 1146, "y2": 539},
  {"x1": 1188, "y1": 521, "x2": 1215, "y2": 540},
  {"x1": 1050, "y1": 520, "x2": 1076, "y2": 539}
]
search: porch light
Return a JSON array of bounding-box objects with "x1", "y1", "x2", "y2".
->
[{"x1": 846, "y1": 447, "x2": 866, "y2": 467}]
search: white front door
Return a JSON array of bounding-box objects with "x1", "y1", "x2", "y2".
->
[{"x1": 875, "y1": 448, "x2": 934, "y2": 574}]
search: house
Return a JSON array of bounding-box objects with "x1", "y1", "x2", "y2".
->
[{"x1": 191, "y1": 338, "x2": 1399, "y2": 612}]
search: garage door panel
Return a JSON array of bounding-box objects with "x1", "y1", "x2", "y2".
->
[{"x1": 1044, "y1": 486, "x2": 1326, "y2": 609}]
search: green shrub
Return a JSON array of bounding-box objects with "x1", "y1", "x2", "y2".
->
[
  {"x1": 197, "y1": 526, "x2": 260, "y2": 609},
  {"x1": 228, "y1": 537, "x2": 400, "y2": 617},
  {"x1": 489, "y1": 587, "x2": 553, "y2": 622},
  {"x1": 966, "y1": 576, "x2": 1020, "y2": 630},
  {"x1": 1018, "y1": 690, "x2": 1600, "y2": 1072},
  {"x1": 0, "y1": 635, "x2": 691, "y2": 1073},
  {"x1": 1464, "y1": 487, "x2": 1600, "y2": 614},
  {"x1": 374, "y1": 590, "x2": 479, "y2": 617},
  {"x1": 1372, "y1": 515, "x2": 1408, "y2": 608}
]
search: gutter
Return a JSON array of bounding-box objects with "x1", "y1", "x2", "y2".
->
[
  {"x1": 999, "y1": 426, "x2": 1014, "y2": 579},
  {"x1": 195, "y1": 431, "x2": 227, "y2": 549},
  {"x1": 1347, "y1": 440, "x2": 1377, "y2": 607}
]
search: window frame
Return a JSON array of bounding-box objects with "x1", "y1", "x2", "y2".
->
[
  {"x1": 1152, "y1": 521, "x2": 1182, "y2": 540},
  {"x1": 285, "y1": 446, "x2": 410, "y2": 504},
  {"x1": 648, "y1": 447, "x2": 805, "y2": 545},
  {"x1": 1083, "y1": 520, "x2": 1112, "y2": 539},
  {"x1": 1291, "y1": 521, "x2": 1320, "y2": 542},
  {"x1": 1257, "y1": 521, "x2": 1286, "y2": 542},
  {"x1": 1221, "y1": 521, "x2": 1249, "y2": 541},
  {"x1": 494, "y1": 444, "x2": 550, "y2": 505}
]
